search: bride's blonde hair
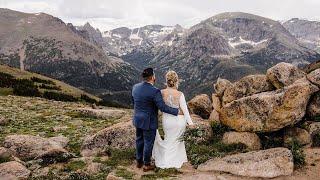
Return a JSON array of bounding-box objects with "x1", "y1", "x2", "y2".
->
[{"x1": 166, "y1": 70, "x2": 179, "y2": 88}]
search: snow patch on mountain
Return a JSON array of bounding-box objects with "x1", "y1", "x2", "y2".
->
[{"x1": 228, "y1": 37, "x2": 268, "y2": 48}]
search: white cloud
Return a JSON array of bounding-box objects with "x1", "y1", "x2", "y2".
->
[{"x1": 0, "y1": 0, "x2": 320, "y2": 31}]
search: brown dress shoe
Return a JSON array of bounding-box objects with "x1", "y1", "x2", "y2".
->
[
  {"x1": 136, "y1": 162, "x2": 143, "y2": 168},
  {"x1": 143, "y1": 164, "x2": 155, "y2": 172}
]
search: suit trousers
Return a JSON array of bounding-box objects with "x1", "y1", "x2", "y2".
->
[{"x1": 135, "y1": 128, "x2": 156, "y2": 165}]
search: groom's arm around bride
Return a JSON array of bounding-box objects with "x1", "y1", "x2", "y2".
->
[{"x1": 131, "y1": 68, "x2": 179, "y2": 171}]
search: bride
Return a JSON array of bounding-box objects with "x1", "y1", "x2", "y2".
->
[{"x1": 152, "y1": 70, "x2": 194, "y2": 169}]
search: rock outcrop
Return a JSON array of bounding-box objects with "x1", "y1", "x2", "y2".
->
[
  {"x1": 208, "y1": 110, "x2": 220, "y2": 123},
  {"x1": 307, "y1": 92, "x2": 320, "y2": 117},
  {"x1": 81, "y1": 120, "x2": 135, "y2": 157},
  {"x1": 220, "y1": 78, "x2": 319, "y2": 132},
  {"x1": 0, "y1": 161, "x2": 31, "y2": 179},
  {"x1": 222, "y1": 75, "x2": 274, "y2": 104},
  {"x1": 77, "y1": 108, "x2": 126, "y2": 119},
  {"x1": 214, "y1": 78, "x2": 232, "y2": 97},
  {"x1": 198, "y1": 148, "x2": 294, "y2": 178},
  {"x1": 211, "y1": 94, "x2": 221, "y2": 111},
  {"x1": 0, "y1": 147, "x2": 14, "y2": 162},
  {"x1": 3, "y1": 135, "x2": 71, "y2": 162},
  {"x1": 307, "y1": 68, "x2": 320, "y2": 87},
  {"x1": 209, "y1": 94, "x2": 221, "y2": 122},
  {"x1": 0, "y1": 116, "x2": 9, "y2": 126},
  {"x1": 266, "y1": 62, "x2": 306, "y2": 89},
  {"x1": 304, "y1": 121, "x2": 320, "y2": 135},
  {"x1": 304, "y1": 122, "x2": 320, "y2": 146},
  {"x1": 222, "y1": 132, "x2": 261, "y2": 150},
  {"x1": 284, "y1": 127, "x2": 312, "y2": 146},
  {"x1": 188, "y1": 94, "x2": 212, "y2": 119}
]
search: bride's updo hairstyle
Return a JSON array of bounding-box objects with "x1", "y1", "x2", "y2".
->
[{"x1": 166, "y1": 70, "x2": 179, "y2": 89}]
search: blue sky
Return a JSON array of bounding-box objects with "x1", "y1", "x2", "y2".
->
[{"x1": 0, "y1": 0, "x2": 319, "y2": 31}]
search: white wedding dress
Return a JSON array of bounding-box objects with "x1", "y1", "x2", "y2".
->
[{"x1": 152, "y1": 88, "x2": 194, "y2": 169}]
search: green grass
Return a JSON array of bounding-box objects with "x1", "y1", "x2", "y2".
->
[
  {"x1": 0, "y1": 95, "x2": 134, "y2": 179},
  {"x1": 0, "y1": 96, "x2": 128, "y2": 156},
  {"x1": 0, "y1": 88, "x2": 13, "y2": 96},
  {"x1": 97, "y1": 148, "x2": 135, "y2": 168},
  {"x1": 141, "y1": 168, "x2": 182, "y2": 179},
  {"x1": 64, "y1": 160, "x2": 86, "y2": 172},
  {"x1": 115, "y1": 168, "x2": 135, "y2": 179},
  {"x1": 0, "y1": 156, "x2": 12, "y2": 163}
]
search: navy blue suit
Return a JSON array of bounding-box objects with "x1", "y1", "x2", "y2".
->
[{"x1": 132, "y1": 82, "x2": 178, "y2": 165}]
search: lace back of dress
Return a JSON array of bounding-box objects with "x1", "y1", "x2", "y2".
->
[{"x1": 164, "y1": 89, "x2": 180, "y2": 109}]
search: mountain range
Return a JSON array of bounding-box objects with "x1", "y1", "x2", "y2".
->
[
  {"x1": 0, "y1": 8, "x2": 320, "y2": 105},
  {"x1": 283, "y1": 18, "x2": 320, "y2": 53}
]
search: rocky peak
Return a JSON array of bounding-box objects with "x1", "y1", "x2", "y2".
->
[
  {"x1": 283, "y1": 18, "x2": 320, "y2": 53},
  {"x1": 101, "y1": 24, "x2": 185, "y2": 56}
]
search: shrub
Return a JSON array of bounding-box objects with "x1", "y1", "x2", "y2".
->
[
  {"x1": 43, "y1": 91, "x2": 78, "y2": 102},
  {"x1": 31, "y1": 77, "x2": 55, "y2": 85},
  {"x1": 314, "y1": 116, "x2": 320, "y2": 122},
  {"x1": 99, "y1": 100, "x2": 130, "y2": 108},
  {"x1": 13, "y1": 79, "x2": 41, "y2": 97},
  {"x1": 258, "y1": 129, "x2": 284, "y2": 149},
  {"x1": 39, "y1": 84, "x2": 61, "y2": 91},
  {"x1": 64, "y1": 160, "x2": 86, "y2": 172},
  {"x1": 312, "y1": 132, "x2": 320, "y2": 147},
  {"x1": 80, "y1": 94, "x2": 97, "y2": 104},
  {"x1": 0, "y1": 156, "x2": 12, "y2": 164},
  {"x1": 211, "y1": 121, "x2": 230, "y2": 140},
  {"x1": 0, "y1": 72, "x2": 15, "y2": 87},
  {"x1": 288, "y1": 138, "x2": 306, "y2": 168}
]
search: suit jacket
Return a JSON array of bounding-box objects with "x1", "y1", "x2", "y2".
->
[{"x1": 132, "y1": 82, "x2": 179, "y2": 130}]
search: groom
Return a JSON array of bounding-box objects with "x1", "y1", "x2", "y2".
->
[{"x1": 132, "y1": 68, "x2": 179, "y2": 172}]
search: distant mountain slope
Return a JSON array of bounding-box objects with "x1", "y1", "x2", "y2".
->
[
  {"x1": 0, "y1": 8, "x2": 139, "y2": 100},
  {"x1": 283, "y1": 18, "x2": 320, "y2": 53},
  {"x1": 75, "y1": 23, "x2": 184, "y2": 57},
  {"x1": 122, "y1": 12, "x2": 320, "y2": 98},
  {"x1": 0, "y1": 65, "x2": 100, "y2": 102}
]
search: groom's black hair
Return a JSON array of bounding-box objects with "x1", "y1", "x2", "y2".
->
[{"x1": 142, "y1": 68, "x2": 154, "y2": 81}]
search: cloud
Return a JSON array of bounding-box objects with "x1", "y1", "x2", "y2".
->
[{"x1": 0, "y1": 0, "x2": 319, "y2": 31}]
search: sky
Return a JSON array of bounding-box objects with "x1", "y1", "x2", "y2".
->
[{"x1": 0, "y1": 0, "x2": 320, "y2": 31}]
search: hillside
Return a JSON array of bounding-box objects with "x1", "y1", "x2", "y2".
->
[
  {"x1": 0, "y1": 8, "x2": 139, "y2": 105},
  {"x1": 0, "y1": 65, "x2": 100, "y2": 103}
]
